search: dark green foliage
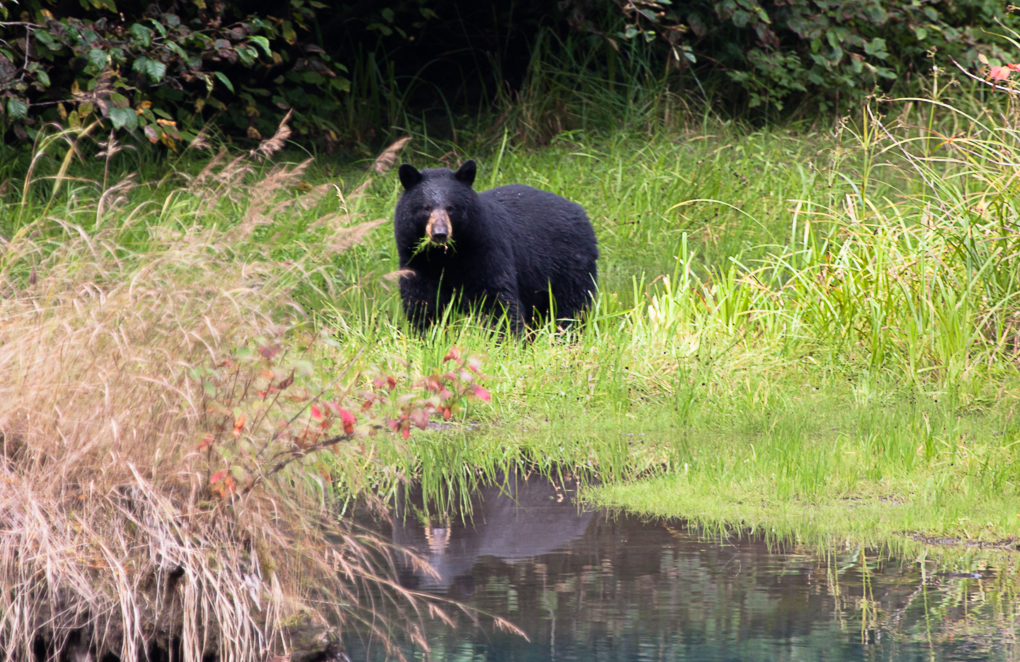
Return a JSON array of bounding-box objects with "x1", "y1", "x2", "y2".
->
[
  {"x1": 0, "y1": 0, "x2": 1016, "y2": 151},
  {"x1": 0, "y1": 0, "x2": 352, "y2": 147},
  {"x1": 571, "y1": 0, "x2": 1017, "y2": 113}
]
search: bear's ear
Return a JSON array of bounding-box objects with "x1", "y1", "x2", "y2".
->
[
  {"x1": 454, "y1": 160, "x2": 476, "y2": 187},
  {"x1": 399, "y1": 164, "x2": 422, "y2": 190}
]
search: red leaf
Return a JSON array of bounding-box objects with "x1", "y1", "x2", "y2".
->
[
  {"x1": 259, "y1": 344, "x2": 281, "y2": 359},
  {"x1": 277, "y1": 370, "x2": 295, "y2": 390},
  {"x1": 197, "y1": 432, "x2": 215, "y2": 451},
  {"x1": 210, "y1": 471, "x2": 227, "y2": 484},
  {"x1": 990, "y1": 65, "x2": 1012, "y2": 81},
  {"x1": 409, "y1": 408, "x2": 429, "y2": 430},
  {"x1": 471, "y1": 385, "x2": 491, "y2": 402},
  {"x1": 387, "y1": 376, "x2": 397, "y2": 389},
  {"x1": 443, "y1": 347, "x2": 462, "y2": 362},
  {"x1": 401, "y1": 420, "x2": 411, "y2": 439},
  {"x1": 387, "y1": 418, "x2": 400, "y2": 432},
  {"x1": 443, "y1": 407, "x2": 452, "y2": 420},
  {"x1": 232, "y1": 414, "x2": 245, "y2": 437},
  {"x1": 338, "y1": 408, "x2": 356, "y2": 434},
  {"x1": 311, "y1": 404, "x2": 323, "y2": 419},
  {"x1": 467, "y1": 357, "x2": 482, "y2": 373}
]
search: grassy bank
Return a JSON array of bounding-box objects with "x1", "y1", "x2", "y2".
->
[
  {"x1": 4, "y1": 93, "x2": 1020, "y2": 655},
  {"x1": 317, "y1": 100, "x2": 1020, "y2": 547}
]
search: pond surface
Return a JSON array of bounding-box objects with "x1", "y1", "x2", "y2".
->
[{"x1": 351, "y1": 474, "x2": 1019, "y2": 662}]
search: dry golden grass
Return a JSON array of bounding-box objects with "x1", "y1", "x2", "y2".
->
[{"x1": 0, "y1": 133, "x2": 486, "y2": 661}]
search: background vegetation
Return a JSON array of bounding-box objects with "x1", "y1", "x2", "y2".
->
[
  {"x1": 4, "y1": 0, "x2": 1020, "y2": 659},
  {"x1": 1, "y1": 0, "x2": 1017, "y2": 153}
]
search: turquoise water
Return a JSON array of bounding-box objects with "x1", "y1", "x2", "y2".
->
[{"x1": 351, "y1": 476, "x2": 1017, "y2": 662}]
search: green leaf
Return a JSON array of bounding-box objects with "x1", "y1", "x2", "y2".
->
[
  {"x1": 167, "y1": 42, "x2": 189, "y2": 60},
  {"x1": 87, "y1": 0, "x2": 117, "y2": 11},
  {"x1": 130, "y1": 23, "x2": 153, "y2": 47},
  {"x1": 34, "y1": 30, "x2": 58, "y2": 50},
  {"x1": 108, "y1": 106, "x2": 138, "y2": 131},
  {"x1": 282, "y1": 20, "x2": 297, "y2": 44},
  {"x1": 6, "y1": 98, "x2": 28, "y2": 119},
  {"x1": 248, "y1": 35, "x2": 272, "y2": 57},
  {"x1": 36, "y1": 70, "x2": 50, "y2": 87},
  {"x1": 236, "y1": 45, "x2": 256, "y2": 67},
  {"x1": 148, "y1": 19, "x2": 167, "y2": 38},
  {"x1": 381, "y1": 7, "x2": 395, "y2": 22},
  {"x1": 214, "y1": 70, "x2": 235, "y2": 93},
  {"x1": 85, "y1": 48, "x2": 108, "y2": 75},
  {"x1": 145, "y1": 59, "x2": 166, "y2": 82}
]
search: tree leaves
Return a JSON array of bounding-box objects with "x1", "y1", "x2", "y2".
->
[
  {"x1": 133, "y1": 57, "x2": 167, "y2": 83},
  {"x1": 214, "y1": 71, "x2": 235, "y2": 93},
  {"x1": 129, "y1": 23, "x2": 153, "y2": 48},
  {"x1": 107, "y1": 106, "x2": 137, "y2": 130},
  {"x1": 1, "y1": 1, "x2": 347, "y2": 146}
]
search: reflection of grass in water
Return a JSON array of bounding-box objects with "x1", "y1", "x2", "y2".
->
[{"x1": 377, "y1": 514, "x2": 1020, "y2": 661}]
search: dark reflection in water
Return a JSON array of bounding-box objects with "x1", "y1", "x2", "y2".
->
[{"x1": 353, "y1": 474, "x2": 1019, "y2": 662}]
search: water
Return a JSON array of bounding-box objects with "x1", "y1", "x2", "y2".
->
[{"x1": 352, "y1": 474, "x2": 1019, "y2": 661}]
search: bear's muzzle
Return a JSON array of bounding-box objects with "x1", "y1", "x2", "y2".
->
[{"x1": 426, "y1": 209, "x2": 452, "y2": 244}]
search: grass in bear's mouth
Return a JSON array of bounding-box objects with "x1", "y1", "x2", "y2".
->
[
  {"x1": 5, "y1": 95, "x2": 1020, "y2": 658},
  {"x1": 412, "y1": 234, "x2": 457, "y2": 257}
]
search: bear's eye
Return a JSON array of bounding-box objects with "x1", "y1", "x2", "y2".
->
[
  {"x1": 445, "y1": 206, "x2": 455, "y2": 213},
  {"x1": 422, "y1": 205, "x2": 432, "y2": 214}
]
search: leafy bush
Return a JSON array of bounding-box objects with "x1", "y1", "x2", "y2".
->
[
  {"x1": 0, "y1": 0, "x2": 350, "y2": 147},
  {"x1": 570, "y1": 0, "x2": 1018, "y2": 112}
]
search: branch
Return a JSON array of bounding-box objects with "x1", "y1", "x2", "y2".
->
[
  {"x1": 950, "y1": 57, "x2": 1020, "y2": 96},
  {"x1": 243, "y1": 423, "x2": 384, "y2": 495}
]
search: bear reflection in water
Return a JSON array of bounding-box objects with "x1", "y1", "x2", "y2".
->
[{"x1": 392, "y1": 474, "x2": 594, "y2": 595}]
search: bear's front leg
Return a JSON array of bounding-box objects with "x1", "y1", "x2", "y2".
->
[
  {"x1": 501, "y1": 294, "x2": 525, "y2": 336},
  {"x1": 400, "y1": 273, "x2": 441, "y2": 334},
  {"x1": 485, "y1": 287, "x2": 524, "y2": 337}
]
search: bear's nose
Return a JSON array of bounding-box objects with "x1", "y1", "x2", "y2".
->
[{"x1": 426, "y1": 209, "x2": 452, "y2": 244}]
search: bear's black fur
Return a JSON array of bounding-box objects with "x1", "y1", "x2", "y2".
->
[{"x1": 394, "y1": 160, "x2": 598, "y2": 334}]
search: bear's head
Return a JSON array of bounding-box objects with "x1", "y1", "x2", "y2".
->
[{"x1": 395, "y1": 160, "x2": 477, "y2": 251}]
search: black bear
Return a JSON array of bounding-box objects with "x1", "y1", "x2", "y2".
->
[{"x1": 394, "y1": 159, "x2": 598, "y2": 335}]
